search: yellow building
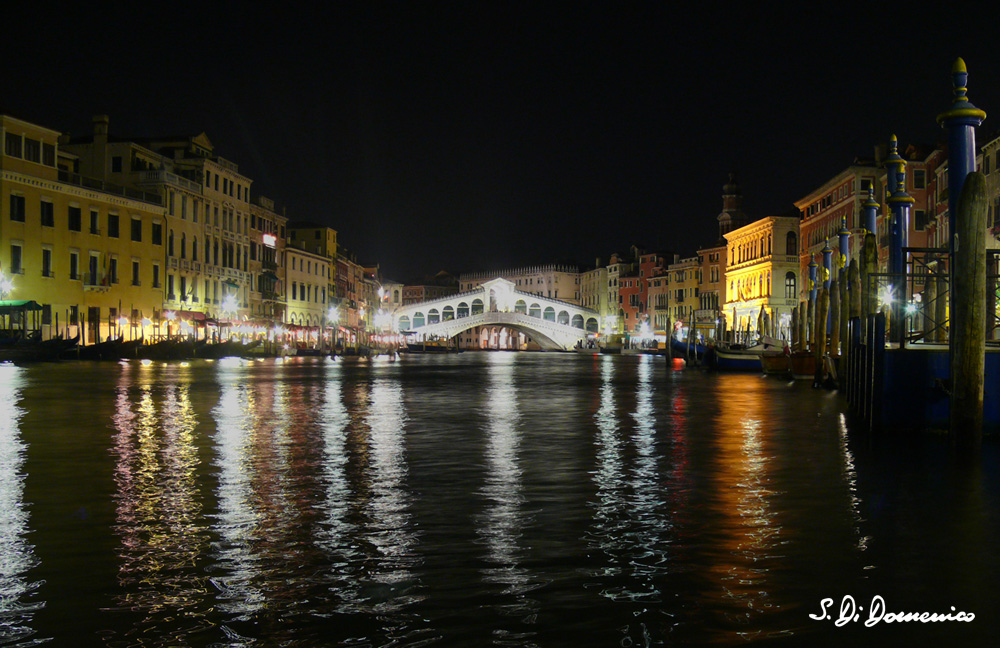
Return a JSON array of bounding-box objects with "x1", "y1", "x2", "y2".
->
[
  {"x1": 1, "y1": 114, "x2": 166, "y2": 342},
  {"x1": 64, "y1": 116, "x2": 256, "y2": 332},
  {"x1": 722, "y1": 216, "x2": 801, "y2": 341},
  {"x1": 285, "y1": 246, "x2": 332, "y2": 330}
]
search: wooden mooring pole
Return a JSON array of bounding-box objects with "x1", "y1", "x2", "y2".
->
[{"x1": 950, "y1": 171, "x2": 988, "y2": 442}]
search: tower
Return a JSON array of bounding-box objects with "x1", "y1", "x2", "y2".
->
[{"x1": 717, "y1": 173, "x2": 749, "y2": 243}]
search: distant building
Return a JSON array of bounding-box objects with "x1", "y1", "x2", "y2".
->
[{"x1": 459, "y1": 264, "x2": 580, "y2": 304}]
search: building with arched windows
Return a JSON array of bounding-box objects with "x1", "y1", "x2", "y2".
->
[{"x1": 722, "y1": 216, "x2": 801, "y2": 341}]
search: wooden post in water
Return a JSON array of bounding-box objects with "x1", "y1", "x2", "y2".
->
[
  {"x1": 838, "y1": 273, "x2": 849, "y2": 356},
  {"x1": 830, "y1": 279, "x2": 841, "y2": 357},
  {"x1": 849, "y1": 260, "x2": 862, "y2": 319},
  {"x1": 814, "y1": 287, "x2": 829, "y2": 384},
  {"x1": 950, "y1": 171, "x2": 988, "y2": 442}
]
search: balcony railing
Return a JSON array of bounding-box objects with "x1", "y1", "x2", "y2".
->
[
  {"x1": 58, "y1": 170, "x2": 162, "y2": 205},
  {"x1": 133, "y1": 169, "x2": 203, "y2": 194}
]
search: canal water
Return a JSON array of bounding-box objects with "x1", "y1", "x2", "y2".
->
[{"x1": 0, "y1": 353, "x2": 997, "y2": 647}]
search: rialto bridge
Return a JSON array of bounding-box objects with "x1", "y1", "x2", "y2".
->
[{"x1": 392, "y1": 278, "x2": 600, "y2": 351}]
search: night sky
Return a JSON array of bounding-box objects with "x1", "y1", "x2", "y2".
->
[{"x1": 6, "y1": 5, "x2": 1000, "y2": 283}]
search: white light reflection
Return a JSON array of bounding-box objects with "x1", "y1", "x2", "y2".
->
[
  {"x1": 478, "y1": 352, "x2": 538, "y2": 628},
  {"x1": 210, "y1": 361, "x2": 264, "y2": 619},
  {"x1": 588, "y1": 354, "x2": 626, "y2": 577},
  {"x1": 839, "y1": 413, "x2": 870, "y2": 553},
  {"x1": 363, "y1": 375, "x2": 421, "y2": 611},
  {"x1": 316, "y1": 368, "x2": 363, "y2": 610},
  {"x1": 0, "y1": 365, "x2": 44, "y2": 645}
]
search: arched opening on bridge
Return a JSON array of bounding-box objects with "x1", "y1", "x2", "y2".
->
[
  {"x1": 543, "y1": 306, "x2": 555, "y2": 322},
  {"x1": 529, "y1": 303, "x2": 541, "y2": 318},
  {"x1": 458, "y1": 302, "x2": 469, "y2": 318},
  {"x1": 557, "y1": 310, "x2": 569, "y2": 325},
  {"x1": 479, "y1": 326, "x2": 527, "y2": 350},
  {"x1": 571, "y1": 314, "x2": 584, "y2": 329},
  {"x1": 428, "y1": 309, "x2": 440, "y2": 324},
  {"x1": 413, "y1": 312, "x2": 425, "y2": 328},
  {"x1": 471, "y1": 299, "x2": 484, "y2": 315},
  {"x1": 586, "y1": 317, "x2": 599, "y2": 333},
  {"x1": 514, "y1": 299, "x2": 527, "y2": 314},
  {"x1": 398, "y1": 315, "x2": 410, "y2": 330},
  {"x1": 442, "y1": 305, "x2": 455, "y2": 321}
]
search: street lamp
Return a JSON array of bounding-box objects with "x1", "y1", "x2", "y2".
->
[
  {"x1": 0, "y1": 271, "x2": 13, "y2": 300},
  {"x1": 327, "y1": 306, "x2": 340, "y2": 352},
  {"x1": 164, "y1": 310, "x2": 176, "y2": 340}
]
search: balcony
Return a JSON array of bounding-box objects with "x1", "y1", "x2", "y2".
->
[
  {"x1": 168, "y1": 257, "x2": 179, "y2": 269},
  {"x1": 83, "y1": 273, "x2": 110, "y2": 292},
  {"x1": 58, "y1": 170, "x2": 162, "y2": 205},
  {"x1": 133, "y1": 169, "x2": 203, "y2": 194}
]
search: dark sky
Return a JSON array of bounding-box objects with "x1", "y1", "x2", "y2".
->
[{"x1": 6, "y1": 5, "x2": 1000, "y2": 283}]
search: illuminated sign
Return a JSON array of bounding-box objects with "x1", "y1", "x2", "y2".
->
[{"x1": 262, "y1": 234, "x2": 277, "y2": 248}]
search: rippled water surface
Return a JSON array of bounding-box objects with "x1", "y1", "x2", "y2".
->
[{"x1": 1, "y1": 353, "x2": 998, "y2": 647}]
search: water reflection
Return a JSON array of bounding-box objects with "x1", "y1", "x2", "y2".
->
[
  {"x1": 109, "y1": 363, "x2": 212, "y2": 645},
  {"x1": 478, "y1": 353, "x2": 538, "y2": 635},
  {"x1": 0, "y1": 365, "x2": 44, "y2": 647},
  {"x1": 210, "y1": 361, "x2": 265, "y2": 635},
  {"x1": 710, "y1": 377, "x2": 783, "y2": 641},
  {"x1": 359, "y1": 374, "x2": 422, "y2": 615}
]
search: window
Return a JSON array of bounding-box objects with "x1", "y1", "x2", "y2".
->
[
  {"x1": 10, "y1": 195, "x2": 25, "y2": 222},
  {"x1": 132, "y1": 260, "x2": 140, "y2": 286},
  {"x1": 108, "y1": 213, "x2": 119, "y2": 238},
  {"x1": 786, "y1": 231, "x2": 797, "y2": 255},
  {"x1": 785, "y1": 272, "x2": 796, "y2": 299},
  {"x1": 915, "y1": 210, "x2": 928, "y2": 231},
  {"x1": 131, "y1": 217, "x2": 142, "y2": 242},
  {"x1": 180, "y1": 276, "x2": 187, "y2": 301},
  {"x1": 42, "y1": 143, "x2": 55, "y2": 166},
  {"x1": 90, "y1": 209, "x2": 100, "y2": 235},
  {"x1": 111, "y1": 156, "x2": 122, "y2": 173},
  {"x1": 69, "y1": 251, "x2": 79, "y2": 280},
  {"x1": 167, "y1": 274, "x2": 175, "y2": 300},
  {"x1": 168, "y1": 230, "x2": 174, "y2": 257},
  {"x1": 5, "y1": 133, "x2": 21, "y2": 157},
  {"x1": 168, "y1": 191, "x2": 175, "y2": 215},
  {"x1": 68, "y1": 206, "x2": 82, "y2": 232},
  {"x1": 10, "y1": 244, "x2": 22, "y2": 274},
  {"x1": 42, "y1": 248, "x2": 52, "y2": 277},
  {"x1": 152, "y1": 264, "x2": 160, "y2": 288},
  {"x1": 38, "y1": 200, "x2": 53, "y2": 226},
  {"x1": 914, "y1": 169, "x2": 927, "y2": 189},
  {"x1": 152, "y1": 221, "x2": 163, "y2": 245},
  {"x1": 23, "y1": 138, "x2": 40, "y2": 163}
]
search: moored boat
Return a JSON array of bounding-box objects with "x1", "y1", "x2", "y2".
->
[
  {"x1": 789, "y1": 351, "x2": 817, "y2": 380},
  {"x1": 760, "y1": 349, "x2": 791, "y2": 376}
]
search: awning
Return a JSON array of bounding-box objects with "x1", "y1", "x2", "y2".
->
[
  {"x1": 0, "y1": 300, "x2": 43, "y2": 314},
  {"x1": 172, "y1": 310, "x2": 206, "y2": 321}
]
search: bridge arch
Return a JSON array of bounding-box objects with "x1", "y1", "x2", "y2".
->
[
  {"x1": 458, "y1": 302, "x2": 469, "y2": 318},
  {"x1": 557, "y1": 310, "x2": 570, "y2": 325},
  {"x1": 428, "y1": 308, "x2": 440, "y2": 324}
]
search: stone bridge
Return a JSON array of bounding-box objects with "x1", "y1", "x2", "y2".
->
[{"x1": 392, "y1": 278, "x2": 600, "y2": 351}]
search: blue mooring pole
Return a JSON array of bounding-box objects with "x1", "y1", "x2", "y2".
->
[
  {"x1": 886, "y1": 135, "x2": 914, "y2": 344},
  {"x1": 937, "y1": 58, "x2": 985, "y2": 284}
]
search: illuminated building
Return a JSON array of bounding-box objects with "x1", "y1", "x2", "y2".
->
[
  {"x1": 794, "y1": 160, "x2": 880, "y2": 281},
  {"x1": 248, "y1": 196, "x2": 287, "y2": 323},
  {"x1": 1, "y1": 113, "x2": 165, "y2": 342},
  {"x1": 722, "y1": 216, "x2": 800, "y2": 340},
  {"x1": 285, "y1": 246, "x2": 331, "y2": 330},
  {"x1": 580, "y1": 260, "x2": 609, "y2": 321},
  {"x1": 460, "y1": 264, "x2": 581, "y2": 304},
  {"x1": 665, "y1": 256, "x2": 701, "y2": 331},
  {"x1": 64, "y1": 117, "x2": 256, "y2": 323}
]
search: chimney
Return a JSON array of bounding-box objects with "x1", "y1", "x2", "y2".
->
[{"x1": 93, "y1": 115, "x2": 109, "y2": 144}]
